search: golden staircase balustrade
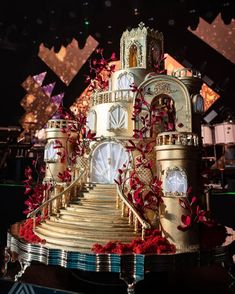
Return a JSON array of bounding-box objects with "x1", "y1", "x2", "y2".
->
[
  {"x1": 116, "y1": 185, "x2": 151, "y2": 240},
  {"x1": 28, "y1": 165, "x2": 88, "y2": 231}
]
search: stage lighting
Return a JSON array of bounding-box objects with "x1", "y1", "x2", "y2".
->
[{"x1": 203, "y1": 109, "x2": 218, "y2": 124}]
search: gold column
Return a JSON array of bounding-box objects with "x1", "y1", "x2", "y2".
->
[{"x1": 156, "y1": 137, "x2": 201, "y2": 251}]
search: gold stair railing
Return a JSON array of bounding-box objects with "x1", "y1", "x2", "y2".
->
[
  {"x1": 27, "y1": 160, "x2": 151, "y2": 242},
  {"x1": 116, "y1": 185, "x2": 151, "y2": 240},
  {"x1": 28, "y1": 166, "x2": 88, "y2": 231}
]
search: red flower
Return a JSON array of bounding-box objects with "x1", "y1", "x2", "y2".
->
[
  {"x1": 150, "y1": 177, "x2": 162, "y2": 194},
  {"x1": 177, "y1": 214, "x2": 192, "y2": 231},
  {"x1": 91, "y1": 229, "x2": 176, "y2": 254},
  {"x1": 177, "y1": 189, "x2": 218, "y2": 232},
  {"x1": 19, "y1": 218, "x2": 45, "y2": 244},
  {"x1": 58, "y1": 168, "x2": 72, "y2": 182}
]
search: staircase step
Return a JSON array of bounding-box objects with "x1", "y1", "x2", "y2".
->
[
  {"x1": 67, "y1": 202, "x2": 117, "y2": 210},
  {"x1": 36, "y1": 227, "x2": 137, "y2": 244},
  {"x1": 49, "y1": 216, "x2": 131, "y2": 227},
  {"x1": 59, "y1": 213, "x2": 127, "y2": 223},
  {"x1": 44, "y1": 220, "x2": 134, "y2": 231},
  {"x1": 39, "y1": 223, "x2": 135, "y2": 236},
  {"x1": 33, "y1": 181, "x2": 143, "y2": 252},
  {"x1": 60, "y1": 207, "x2": 121, "y2": 216},
  {"x1": 82, "y1": 192, "x2": 116, "y2": 198},
  {"x1": 36, "y1": 232, "x2": 99, "y2": 250},
  {"x1": 92, "y1": 183, "x2": 116, "y2": 188},
  {"x1": 71, "y1": 199, "x2": 117, "y2": 205}
]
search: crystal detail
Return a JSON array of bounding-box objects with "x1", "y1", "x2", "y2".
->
[
  {"x1": 51, "y1": 93, "x2": 64, "y2": 107},
  {"x1": 42, "y1": 82, "x2": 56, "y2": 97},
  {"x1": 32, "y1": 72, "x2": 47, "y2": 86}
]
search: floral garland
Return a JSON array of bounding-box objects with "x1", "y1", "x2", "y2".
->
[
  {"x1": 18, "y1": 49, "x2": 229, "y2": 251},
  {"x1": 92, "y1": 229, "x2": 176, "y2": 254},
  {"x1": 19, "y1": 216, "x2": 45, "y2": 244},
  {"x1": 20, "y1": 106, "x2": 96, "y2": 243},
  {"x1": 85, "y1": 48, "x2": 117, "y2": 92},
  {"x1": 115, "y1": 139, "x2": 163, "y2": 221}
]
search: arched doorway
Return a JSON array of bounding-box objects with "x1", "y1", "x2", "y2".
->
[
  {"x1": 150, "y1": 94, "x2": 176, "y2": 137},
  {"x1": 90, "y1": 142, "x2": 129, "y2": 183}
]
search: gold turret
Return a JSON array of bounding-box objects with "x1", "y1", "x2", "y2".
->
[{"x1": 44, "y1": 119, "x2": 77, "y2": 182}]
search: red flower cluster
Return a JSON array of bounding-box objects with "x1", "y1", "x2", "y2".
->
[
  {"x1": 131, "y1": 83, "x2": 177, "y2": 139},
  {"x1": 53, "y1": 139, "x2": 67, "y2": 163},
  {"x1": 85, "y1": 48, "x2": 116, "y2": 92},
  {"x1": 53, "y1": 111, "x2": 96, "y2": 163},
  {"x1": 19, "y1": 217, "x2": 45, "y2": 244},
  {"x1": 58, "y1": 168, "x2": 72, "y2": 182},
  {"x1": 126, "y1": 140, "x2": 154, "y2": 158},
  {"x1": 91, "y1": 229, "x2": 176, "y2": 254},
  {"x1": 23, "y1": 183, "x2": 51, "y2": 215},
  {"x1": 177, "y1": 187, "x2": 216, "y2": 231},
  {"x1": 53, "y1": 105, "x2": 75, "y2": 120},
  {"x1": 152, "y1": 54, "x2": 166, "y2": 75},
  {"x1": 115, "y1": 140, "x2": 163, "y2": 221},
  {"x1": 23, "y1": 165, "x2": 51, "y2": 215}
]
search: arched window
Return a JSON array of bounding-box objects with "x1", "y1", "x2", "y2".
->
[
  {"x1": 192, "y1": 94, "x2": 204, "y2": 113},
  {"x1": 87, "y1": 110, "x2": 97, "y2": 132},
  {"x1": 150, "y1": 94, "x2": 176, "y2": 136},
  {"x1": 44, "y1": 140, "x2": 60, "y2": 163},
  {"x1": 164, "y1": 167, "x2": 188, "y2": 195},
  {"x1": 148, "y1": 41, "x2": 160, "y2": 67},
  {"x1": 117, "y1": 72, "x2": 134, "y2": 90},
  {"x1": 108, "y1": 105, "x2": 127, "y2": 130},
  {"x1": 129, "y1": 44, "x2": 138, "y2": 67}
]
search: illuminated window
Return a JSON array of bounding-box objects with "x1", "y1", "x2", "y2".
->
[
  {"x1": 44, "y1": 140, "x2": 60, "y2": 162},
  {"x1": 164, "y1": 167, "x2": 188, "y2": 195},
  {"x1": 117, "y1": 72, "x2": 134, "y2": 89},
  {"x1": 87, "y1": 110, "x2": 97, "y2": 132},
  {"x1": 192, "y1": 94, "x2": 204, "y2": 113}
]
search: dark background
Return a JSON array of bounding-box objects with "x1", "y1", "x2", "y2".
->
[
  {"x1": 0, "y1": 0, "x2": 234, "y2": 127},
  {"x1": 0, "y1": 2, "x2": 235, "y2": 292}
]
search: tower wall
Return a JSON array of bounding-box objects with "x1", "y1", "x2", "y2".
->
[
  {"x1": 156, "y1": 134, "x2": 201, "y2": 251},
  {"x1": 44, "y1": 119, "x2": 77, "y2": 182}
]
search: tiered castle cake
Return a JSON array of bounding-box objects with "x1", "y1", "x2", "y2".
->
[
  {"x1": 18, "y1": 23, "x2": 206, "y2": 253},
  {"x1": 81, "y1": 22, "x2": 204, "y2": 251}
]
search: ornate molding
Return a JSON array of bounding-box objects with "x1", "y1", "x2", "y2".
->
[
  {"x1": 153, "y1": 82, "x2": 178, "y2": 95},
  {"x1": 108, "y1": 103, "x2": 127, "y2": 113},
  {"x1": 121, "y1": 22, "x2": 163, "y2": 42}
]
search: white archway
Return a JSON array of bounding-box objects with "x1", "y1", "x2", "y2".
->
[{"x1": 90, "y1": 141, "x2": 129, "y2": 183}]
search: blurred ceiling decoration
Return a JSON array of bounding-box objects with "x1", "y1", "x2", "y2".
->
[
  {"x1": 38, "y1": 36, "x2": 99, "y2": 85},
  {"x1": 70, "y1": 60, "x2": 120, "y2": 116},
  {"x1": 20, "y1": 72, "x2": 63, "y2": 133},
  {"x1": 188, "y1": 15, "x2": 235, "y2": 64},
  {"x1": 200, "y1": 83, "x2": 220, "y2": 111},
  {"x1": 0, "y1": 0, "x2": 234, "y2": 127},
  {"x1": 165, "y1": 54, "x2": 220, "y2": 111}
]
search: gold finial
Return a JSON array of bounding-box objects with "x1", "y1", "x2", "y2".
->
[{"x1": 138, "y1": 22, "x2": 145, "y2": 29}]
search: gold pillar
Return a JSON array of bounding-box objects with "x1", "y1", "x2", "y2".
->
[
  {"x1": 156, "y1": 136, "x2": 201, "y2": 251},
  {"x1": 44, "y1": 119, "x2": 77, "y2": 182}
]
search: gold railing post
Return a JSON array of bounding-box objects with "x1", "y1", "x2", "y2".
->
[
  {"x1": 134, "y1": 217, "x2": 138, "y2": 232},
  {"x1": 121, "y1": 201, "x2": 125, "y2": 217},
  {"x1": 141, "y1": 227, "x2": 145, "y2": 240},
  {"x1": 116, "y1": 193, "x2": 119, "y2": 209},
  {"x1": 128, "y1": 210, "x2": 133, "y2": 224},
  {"x1": 33, "y1": 216, "x2": 36, "y2": 231}
]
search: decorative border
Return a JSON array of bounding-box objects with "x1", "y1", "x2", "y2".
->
[{"x1": 7, "y1": 233, "x2": 232, "y2": 278}]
